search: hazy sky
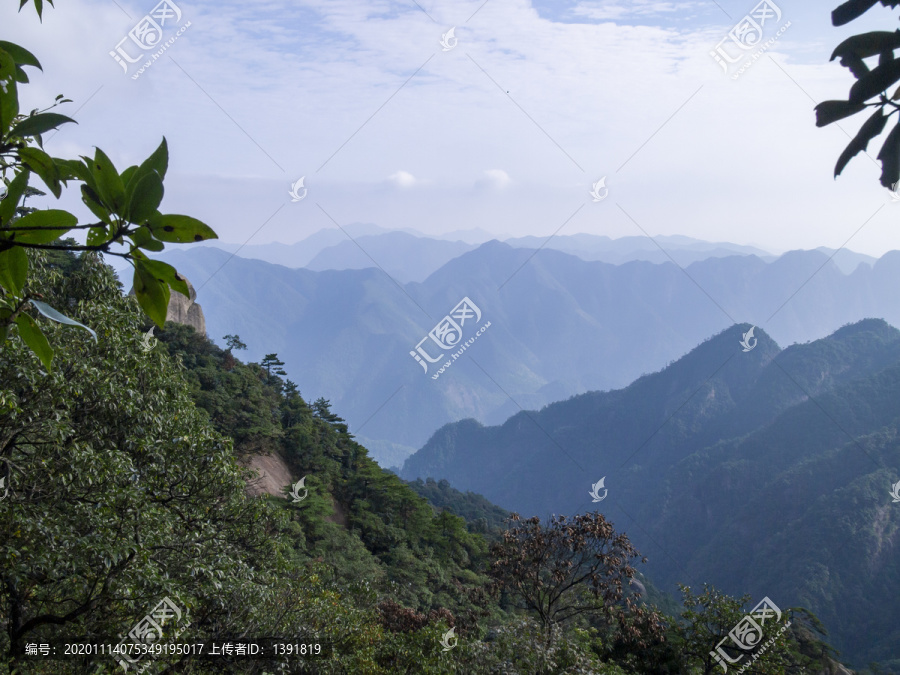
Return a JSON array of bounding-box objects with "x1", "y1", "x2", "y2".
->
[{"x1": 5, "y1": 0, "x2": 900, "y2": 256}]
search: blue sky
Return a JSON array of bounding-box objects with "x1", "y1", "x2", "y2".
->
[{"x1": 4, "y1": 0, "x2": 900, "y2": 256}]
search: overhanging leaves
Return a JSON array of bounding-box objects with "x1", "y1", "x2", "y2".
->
[
  {"x1": 140, "y1": 137, "x2": 169, "y2": 181},
  {"x1": 80, "y1": 184, "x2": 112, "y2": 225},
  {"x1": 0, "y1": 246, "x2": 27, "y2": 296},
  {"x1": 133, "y1": 259, "x2": 171, "y2": 328},
  {"x1": 0, "y1": 48, "x2": 16, "y2": 85},
  {"x1": 18, "y1": 146, "x2": 61, "y2": 198},
  {"x1": 130, "y1": 226, "x2": 164, "y2": 252},
  {"x1": 849, "y1": 58, "x2": 900, "y2": 103},
  {"x1": 814, "y1": 100, "x2": 867, "y2": 127},
  {"x1": 138, "y1": 258, "x2": 189, "y2": 298},
  {"x1": 9, "y1": 112, "x2": 75, "y2": 138},
  {"x1": 831, "y1": 30, "x2": 900, "y2": 62},
  {"x1": 0, "y1": 170, "x2": 30, "y2": 223},
  {"x1": 838, "y1": 53, "x2": 869, "y2": 79},
  {"x1": 56, "y1": 157, "x2": 93, "y2": 186},
  {"x1": 14, "y1": 312, "x2": 52, "y2": 370},
  {"x1": 0, "y1": 40, "x2": 41, "y2": 70},
  {"x1": 876, "y1": 118, "x2": 900, "y2": 187},
  {"x1": 90, "y1": 148, "x2": 125, "y2": 215},
  {"x1": 0, "y1": 50, "x2": 19, "y2": 136},
  {"x1": 834, "y1": 108, "x2": 887, "y2": 176},
  {"x1": 832, "y1": 0, "x2": 880, "y2": 27},
  {"x1": 5, "y1": 209, "x2": 76, "y2": 244},
  {"x1": 147, "y1": 213, "x2": 217, "y2": 244},
  {"x1": 124, "y1": 171, "x2": 164, "y2": 224}
]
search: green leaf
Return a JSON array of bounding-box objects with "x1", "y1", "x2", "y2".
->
[
  {"x1": 120, "y1": 165, "x2": 139, "y2": 187},
  {"x1": 133, "y1": 259, "x2": 170, "y2": 327},
  {"x1": 30, "y1": 299, "x2": 97, "y2": 341},
  {"x1": 124, "y1": 171, "x2": 164, "y2": 224},
  {"x1": 832, "y1": 0, "x2": 879, "y2": 27},
  {"x1": 13, "y1": 65, "x2": 29, "y2": 84},
  {"x1": 9, "y1": 112, "x2": 76, "y2": 139},
  {"x1": 81, "y1": 184, "x2": 113, "y2": 225},
  {"x1": 57, "y1": 158, "x2": 93, "y2": 185},
  {"x1": 814, "y1": 100, "x2": 867, "y2": 127},
  {"x1": 834, "y1": 108, "x2": 888, "y2": 177},
  {"x1": 24, "y1": 0, "x2": 47, "y2": 21},
  {"x1": 877, "y1": 119, "x2": 900, "y2": 187},
  {"x1": 130, "y1": 225, "x2": 164, "y2": 252},
  {"x1": 15, "y1": 312, "x2": 52, "y2": 369},
  {"x1": 0, "y1": 246, "x2": 27, "y2": 296},
  {"x1": 0, "y1": 51, "x2": 19, "y2": 136},
  {"x1": 0, "y1": 48, "x2": 16, "y2": 83},
  {"x1": 86, "y1": 223, "x2": 110, "y2": 248},
  {"x1": 140, "y1": 258, "x2": 189, "y2": 298},
  {"x1": 0, "y1": 41, "x2": 41, "y2": 69},
  {"x1": 147, "y1": 213, "x2": 217, "y2": 243},
  {"x1": 90, "y1": 148, "x2": 125, "y2": 215},
  {"x1": 849, "y1": 58, "x2": 900, "y2": 103},
  {"x1": 123, "y1": 139, "x2": 168, "y2": 216},
  {"x1": 19, "y1": 147, "x2": 61, "y2": 198},
  {"x1": 141, "y1": 137, "x2": 169, "y2": 181},
  {"x1": 0, "y1": 170, "x2": 30, "y2": 224},
  {"x1": 5, "y1": 209, "x2": 76, "y2": 244}
]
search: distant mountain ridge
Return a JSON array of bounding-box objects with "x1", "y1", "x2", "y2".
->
[
  {"x1": 304, "y1": 232, "x2": 475, "y2": 283},
  {"x1": 401, "y1": 319, "x2": 900, "y2": 668},
  {"x1": 152, "y1": 241, "x2": 900, "y2": 467},
  {"x1": 197, "y1": 228, "x2": 879, "y2": 281}
]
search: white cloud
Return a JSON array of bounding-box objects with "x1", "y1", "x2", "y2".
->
[
  {"x1": 476, "y1": 169, "x2": 512, "y2": 190},
  {"x1": 570, "y1": 1, "x2": 691, "y2": 21},
  {"x1": 2, "y1": 0, "x2": 899, "y2": 254},
  {"x1": 388, "y1": 170, "x2": 418, "y2": 187}
]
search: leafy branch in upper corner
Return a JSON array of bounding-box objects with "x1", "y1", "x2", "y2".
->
[
  {"x1": 815, "y1": 1, "x2": 900, "y2": 188},
  {"x1": 0, "y1": 4, "x2": 217, "y2": 370}
]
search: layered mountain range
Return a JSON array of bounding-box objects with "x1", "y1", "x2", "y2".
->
[
  {"x1": 152, "y1": 237, "x2": 900, "y2": 467},
  {"x1": 402, "y1": 319, "x2": 900, "y2": 667}
]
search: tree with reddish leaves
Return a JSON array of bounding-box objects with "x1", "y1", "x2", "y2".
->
[
  {"x1": 488, "y1": 511, "x2": 663, "y2": 648},
  {"x1": 376, "y1": 598, "x2": 454, "y2": 634}
]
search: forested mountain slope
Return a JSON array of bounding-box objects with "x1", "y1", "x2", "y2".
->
[{"x1": 402, "y1": 320, "x2": 900, "y2": 667}]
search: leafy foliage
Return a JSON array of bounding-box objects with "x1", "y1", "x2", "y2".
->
[
  {"x1": 406, "y1": 477, "x2": 510, "y2": 537},
  {"x1": 0, "y1": 12, "x2": 215, "y2": 369},
  {"x1": 223, "y1": 333, "x2": 247, "y2": 351},
  {"x1": 816, "y1": 2, "x2": 900, "y2": 187},
  {"x1": 488, "y1": 512, "x2": 663, "y2": 647}
]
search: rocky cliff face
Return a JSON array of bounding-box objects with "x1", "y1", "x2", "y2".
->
[
  {"x1": 165, "y1": 277, "x2": 206, "y2": 335},
  {"x1": 129, "y1": 276, "x2": 206, "y2": 335}
]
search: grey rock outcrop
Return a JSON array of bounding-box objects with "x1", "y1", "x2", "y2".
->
[
  {"x1": 165, "y1": 277, "x2": 206, "y2": 335},
  {"x1": 129, "y1": 275, "x2": 206, "y2": 335}
]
